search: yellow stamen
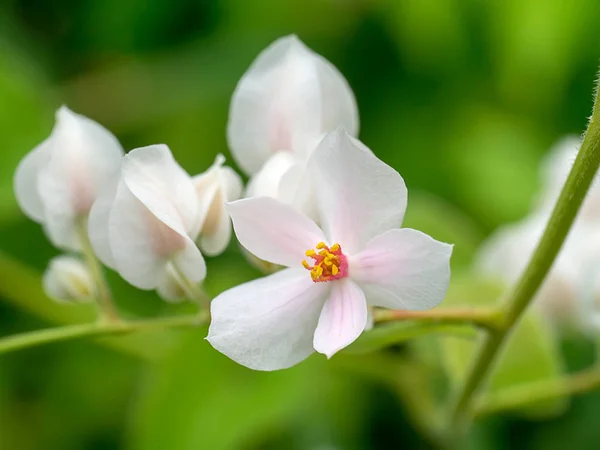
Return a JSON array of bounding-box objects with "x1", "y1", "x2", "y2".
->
[
  {"x1": 301, "y1": 260, "x2": 311, "y2": 269},
  {"x1": 316, "y1": 242, "x2": 326, "y2": 249},
  {"x1": 330, "y1": 243, "x2": 340, "y2": 252},
  {"x1": 305, "y1": 249, "x2": 316, "y2": 257},
  {"x1": 332, "y1": 265, "x2": 339, "y2": 276}
]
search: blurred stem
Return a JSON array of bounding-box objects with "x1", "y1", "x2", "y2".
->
[
  {"x1": 373, "y1": 307, "x2": 503, "y2": 331},
  {"x1": 0, "y1": 312, "x2": 209, "y2": 356},
  {"x1": 449, "y1": 78, "x2": 600, "y2": 432},
  {"x1": 475, "y1": 365, "x2": 600, "y2": 418},
  {"x1": 171, "y1": 262, "x2": 211, "y2": 313},
  {"x1": 76, "y1": 218, "x2": 120, "y2": 322}
]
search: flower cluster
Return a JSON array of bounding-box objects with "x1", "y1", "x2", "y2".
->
[
  {"x1": 13, "y1": 35, "x2": 453, "y2": 370},
  {"x1": 478, "y1": 137, "x2": 600, "y2": 329}
]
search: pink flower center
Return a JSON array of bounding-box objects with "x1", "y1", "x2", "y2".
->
[{"x1": 302, "y1": 242, "x2": 348, "y2": 283}]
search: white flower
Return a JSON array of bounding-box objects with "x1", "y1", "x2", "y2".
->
[
  {"x1": 193, "y1": 154, "x2": 243, "y2": 256},
  {"x1": 227, "y1": 35, "x2": 359, "y2": 216},
  {"x1": 88, "y1": 144, "x2": 206, "y2": 290},
  {"x1": 14, "y1": 106, "x2": 124, "y2": 250},
  {"x1": 208, "y1": 130, "x2": 452, "y2": 371},
  {"x1": 43, "y1": 255, "x2": 95, "y2": 303}
]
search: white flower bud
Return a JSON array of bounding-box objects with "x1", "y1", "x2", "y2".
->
[
  {"x1": 42, "y1": 256, "x2": 95, "y2": 303},
  {"x1": 193, "y1": 154, "x2": 243, "y2": 257},
  {"x1": 14, "y1": 106, "x2": 124, "y2": 250}
]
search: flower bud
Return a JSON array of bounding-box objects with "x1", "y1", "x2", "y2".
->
[
  {"x1": 42, "y1": 256, "x2": 95, "y2": 303},
  {"x1": 193, "y1": 154, "x2": 243, "y2": 256},
  {"x1": 14, "y1": 106, "x2": 124, "y2": 250}
]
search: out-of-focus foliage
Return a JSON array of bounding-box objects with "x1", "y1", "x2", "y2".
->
[{"x1": 2, "y1": 0, "x2": 600, "y2": 449}]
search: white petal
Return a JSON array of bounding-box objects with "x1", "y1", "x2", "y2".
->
[
  {"x1": 245, "y1": 152, "x2": 298, "y2": 198},
  {"x1": 309, "y1": 129, "x2": 407, "y2": 255},
  {"x1": 207, "y1": 268, "x2": 329, "y2": 371},
  {"x1": 39, "y1": 107, "x2": 124, "y2": 249},
  {"x1": 87, "y1": 181, "x2": 118, "y2": 269},
  {"x1": 351, "y1": 229, "x2": 452, "y2": 310},
  {"x1": 122, "y1": 144, "x2": 199, "y2": 236},
  {"x1": 108, "y1": 180, "x2": 184, "y2": 289},
  {"x1": 13, "y1": 137, "x2": 53, "y2": 222},
  {"x1": 42, "y1": 255, "x2": 95, "y2": 303},
  {"x1": 198, "y1": 198, "x2": 232, "y2": 256},
  {"x1": 227, "y1": 35, "x2": 358, "y2": 175},
  {"x1": 313, "y1": 278, "x2": 368, "y2": 358},
  {"x1": 171, "y1": 237, "x2": 206, "y2": 284},
  {"x1": 193, "y1": 155, "x2": 243, "y2": 256},
  {"x1": 227, "y1": 197, "x2": 326, "y2": 268}
]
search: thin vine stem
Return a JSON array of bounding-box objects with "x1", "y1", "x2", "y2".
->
[
  {"x1": 373, "y1": 307, "x2": 503, "y2": 331},
  {"x1": 0, "y1": 306, "x2": 496, "y2": 357},
  {"x1": 0, "y1": 312, "x2": 209, "y2": 356},
  {"x1": 475, "y1": 365, "x2": 600, "y2": 418},
  {"x1": 449, "y1": 78, "x2": 600, "y2": 431},
  {"x1": 76, "y1": 218, "x2": 120, "y2": 322}
]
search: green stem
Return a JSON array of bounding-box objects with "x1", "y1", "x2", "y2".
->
[
  {"x1": 373, "y1": 307, "x2": 503, "y2": 331},
  {"x1": 475, "y1": 365, "x2": 600, "y2": 418},
  {"x1": 449, "y1": 79, "x2": 600, "y2": 430},
  {"x1": 76, "y1": 218, "x2": 120, "y2": 322},
  {"x1": 0, "y1": 312, "x2": 209, "y2": 356}
]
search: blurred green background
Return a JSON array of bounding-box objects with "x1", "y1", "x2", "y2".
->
[{"x1": 2, "y1": 0, "x2": 600, "y2": 448}]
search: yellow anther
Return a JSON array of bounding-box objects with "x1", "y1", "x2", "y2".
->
[
  {"x1": 305, "y1": 249, "x2": 316, "y2": 257},
  {"x1": 302, "y1": 260, "x2": 311, "y2": 269},
  {"x1": 314, "y1": 266, "x2": 323, "y2": 276},
  {"x1": 324, "y1": 259, "x2": 333, "y2": 266},
  {"x1": 316, "y1": 242, "x2": 326, "y2": 249},
  {"x1": 330, "y1": 243, "x2": 340, "y2": 252},
  {"x1": 318, "y1": 250, "x2": 328, "y2": 257},
  {"x1": 332, "y1": 265, "x2": 339, "y2": 276}
]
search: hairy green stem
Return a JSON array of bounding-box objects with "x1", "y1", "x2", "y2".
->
[
  {"x1": 0, "y1": 312, "x2": 209, "y2": 356},
  {"x1": 76, "y1": 218, "x2": 120, "y2": 322},
  {"x1": 449, "y1": 80, "x2": 600, "y2": 430},
  {"x1": 373, "y1": 307, "x2": 503, "y2": 331},
  {"x1": 475, "y1": 365, "x2": 600, "y2": 418}
]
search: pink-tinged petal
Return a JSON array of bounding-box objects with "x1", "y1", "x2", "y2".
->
[
  {"x1": 309, "y1": 130, "x2": 407, "y2": 254},
  {"x1": 88, "y1": 181, "x2": 118, "y2": 269},
  {"x1": 38, "y1": 107, "x2": 124, "y2": 249},
  {"x1": 351, "y1": 229, "x2": 452, "y2": 310},
  {"x1": 313, "y1": 278, "x2": 368, "y2": 358},
  {"x1": 13, "y1": 137, "x2": 53, "y2": 222},
  {"x1": 227, "y1": 197, "x2": 326, "y2": 268},
  {"x1": 108, "y1": 180, "x2": 185, "y2": 289},
  {"x1": 227, "y1": 35, "x2": 358, "y2": 175},
  {"x1": 207, "y1": 268, "x2": 330, "y2": 371},
  {"x1": 122, "y1": 144, "x2": 198, "y2": 236}
]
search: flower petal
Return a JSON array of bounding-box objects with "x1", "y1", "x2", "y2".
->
[
  {"x1": 207, "y1": 268, "x2": 329, "y2": 371},
  {"x1": 227, "y1": 197, "x2": 326, "y2": 268},
  {"x1": 38, "y1": 107, "x2": 124, "y2": 249},
  {"x1": 309, "y1": 129, "x2": 407, "y2": 255},
  {"x1": 13, "y1": 137, "x2": 53, "y2": 222},
  {"x1": 88, "y1": 181, "x2": 118, "y2": 269},
  {"x1": 351, "y1": 229, "x2": 452, "y2": 310},
  {"x1": 198, "y1": 198, "x2": 232, "y2": 256},
  {"x1": 122, "y1": 144, "x2": 198, "y2": 236},
  {"x1": 171, "y1": 236, "x2": 206, "y2": 284},
  {"x1": 313, "y1": 278, "x2": 368, "y2": 358},
  {"x1": 245, "y1": 152, "x2": 298, "y2": 199},
  {"x1": 227, "y1": 35, "x2": 358, "y2": 174},
  {"x1": 108, "y1": 180, "x2": 183, "y2": 289}
]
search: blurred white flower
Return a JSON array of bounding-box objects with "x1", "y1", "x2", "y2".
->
[
  {"x1": 14, "y1": 106, "x2": 124, "y2": 250},
  {"x1": 193, "y1": 154, "x2": 243, "y2": 256},
  {"x1": 477, "y1": 136, "x2": 600, "y2": 326},
  {"x1": 88, "y1": 144, "x2": 206, "y2": 291},
  {"x1": 208, "y1": 130, "x2": 452, "y2": 371},
  {"x1": 227, "y1": 35, "x2": 359, "y2": 217},
  {"x1": 43, "y1": 255, "x2": 95, "y2": 303}
]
